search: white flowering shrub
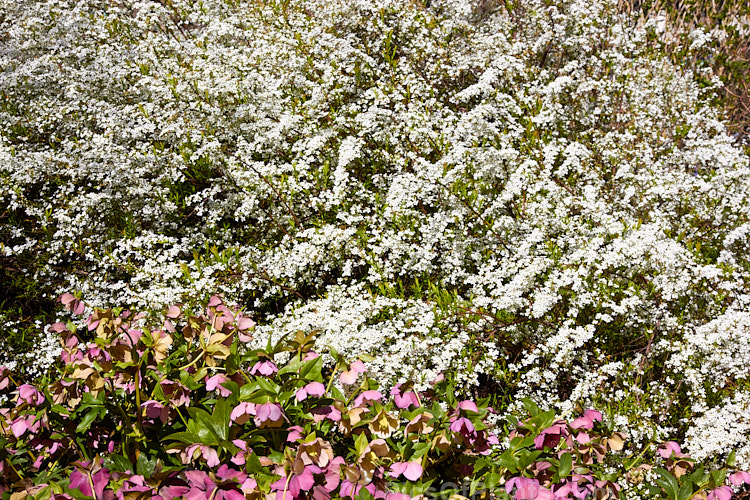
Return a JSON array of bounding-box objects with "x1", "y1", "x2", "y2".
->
[{"x1": 2, "y1": 0, "x2": 750, "y2": 477}]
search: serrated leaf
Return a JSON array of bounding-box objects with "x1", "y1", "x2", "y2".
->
[
  {"x1": 136, "y1": 454, "x2": 157, "y2": 477},
  {"x1": 299, "y1": 356, "x2": 323, "y2": 381},
  {"x1": 655, "y1": 468, "x2": 679, "y2": 500},
  {"x1": 167, "y1": 431, "x2": 203, "y2": 445}
]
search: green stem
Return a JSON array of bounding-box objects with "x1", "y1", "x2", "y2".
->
[{"x1": 177, "y1": 352, "x2": 205, "y2": 372}]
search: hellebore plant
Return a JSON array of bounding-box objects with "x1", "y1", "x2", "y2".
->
[
  {"x1": 1, "y1": 295, "x2": 749, "y2": 499},
  {"x1": 0, "y1": 295, "x2": 502, "y2": 498}
]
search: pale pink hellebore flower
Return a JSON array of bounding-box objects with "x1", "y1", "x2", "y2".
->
[
  {"x1": 389, "y1": 461, "x2": 423, "y2": 481},
  {"x1": 250, "y1": 360, "x2": 278, "y2": 377},
  {"x1": 340, "y1": 360, "x2": 366, "y2": 385},
  {"x1": 18, "y1": 384, "x2": 45, "y2": 405},
  {"x1": 390, "y1": 384, "x2": 420, "y2": 409},
  {"x1": 353, "y1": 390, "x2": 383, "y2": 407},
  {"x1": 707, "y1": 486, "x2": 733, "y2": 500},
  {"x1": 230, "y1": 402, "x2": 257, "y2": 425},
  {"x1": 730, "y1": 471, "x2": 750, "y2": 485},
  {"x1": 206, "y1": 374, "x2": 233, "y2": 397},
  {"x1": 296, "y1": 381, "x2": 326, "y2": 401},
  {"x1": 570, "y1": 409, "x2": 603, "y2": 430},
  {"x1": 658, "y1": 441, "x2": 684, "y2": 459}
]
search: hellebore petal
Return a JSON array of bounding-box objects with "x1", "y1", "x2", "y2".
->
[
  {"x1": 206, "y1": 374, "x2": 233, "y2": 397},
  {"x1": 166, "y1": 305, "x2": 181, "y2": 319},
  {"x1": 353, "y1": 390, "x2": 383, "y2": 407},
  {"x1": 730, "y1": 471, "x2": 750, "y2": 485},
  {"x1": 707, "y1": 486, "x2": 733, "y2": 500},
  {"x1": 389, "y1": 461, "x2": 423, "y2": 481},
  {"x1": 456, "y1": 400, "x2": 479, "y2": 413}
]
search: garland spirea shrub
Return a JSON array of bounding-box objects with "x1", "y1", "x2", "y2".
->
[{"x1": 2, "y1": 296, "x2": 750, "y2": 499}]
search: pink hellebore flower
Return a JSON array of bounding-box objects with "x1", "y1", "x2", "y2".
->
[
  {"x1": 450, "y1": 416, "x2": 476, "y2": 438},
  {"x1": 69, "y1": 464, "x2": 111, "y2": 500},
  {"x1": 353, "y1": 390, "x2": 383, "y2": 407},
  {"x1": 186, "y1": 466, "x2": 254, "y2": 500},
  {"x1": 658, "y1": 441, "x2": 684, "y2": 459},
  {"x1": 389, "y1": 461, "x2": 423, "y2": 481},
  {"x1": 235, "y1": 314, "x2": 256, "y2": 343},
  {"x1": 575, "y1": 432, "x2": 591, "y2": 444},
  {"x1": 255, "y1": 402, "x2": 285, "y2": 428},
  {"x1": 60, "y1": 293, "x2": 86, "y2": 316},
  {"x1": 553, "y1": 479, "x2": 593, "y2": 500},
  {"x1": 707, "y1": 486, "x2": 733, "y2": 500},
  {"x1": 270, "y1": 466, "x2": 317, "y2": 498},
  {"x1": 160, "y1": 380, "x2": 191, "y2": 407},
  {"x1": 18, "y1": 384, "x2": 45, "y2": 405},
  {"x1": 230, "y1": 402, "x2": 257, "y2": 425},
  {"x1": 730, "y1": 471, "x2": 750, "y2": 485},
  {"x1": 312, "y1": 405, "x2": 342, "y2": 423},
  {"x1": 0, "y1": 366, "x2": 11, "y2": 390},
  {"x1": 296, "y1": 381, "x2": 326, "y2": 401},
  {"x1": 571, "y1": 409, "x2": 603, "y2": 430},
  {"x1": 230, "y1": 439, "x2": 252, "y2": 466},
  {"x1": 506, "y1": 477, "x2": 553, "y2": 500},
  {"x1": 534, "y1": 422, "x2": 568, "y2": 450},
  {"x1": 185, "y1": 444, "x2": 221, "y2": 467},
  {"x1": 115, "y1": 475, "x2": 153, "y2": 500},
  {"x1": 141, "y1": 400, "x2": 169, "y2": 424},
  {"x1": 456, "y1": 400, "x2": 479, "y2": 413},
  {"x1": 340, "y1": 360, "x2": 366, "y2": 385},
  {"x1": 339, "y1": 480, "x2": 378, "y2": 499},
  {"x1": 287, "y1": 425, "x2": 305, "y2": 442},
  {"x1": 390, "y1": 384, "x2": 420, "y2": 409},
  {"x1": 303, "y1": 351, "x2": 320, "y2": 361},
  {"x1": 10, "y1": 415, "x2": 40, "y2": 438},
  {"x1": 473, "y1": 430, "x2": 501, "y2": 455},
  {"x1": 250, "y1": 360, "x2": 278, "y2": 377},
  {"x1": 206, "y1": 374, "x2": 233, "y2": 397}
]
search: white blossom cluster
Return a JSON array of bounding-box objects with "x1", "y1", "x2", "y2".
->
[{"x1": 2, "y1": 0, "x2": 750, "y2": 467}]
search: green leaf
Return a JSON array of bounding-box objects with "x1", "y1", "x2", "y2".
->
[
  {"x1": 244, "y1": 452, "x2": 265, "y2": 474},
  {"x1": 522, "y1": 398, "x2": 540, "y2": 417},
  {"x1": 329, "y1": 346, "x2": 340, "y2": 362},
  {"x1": 75, "y1": 408, "x2": 100, "y2": 434},
  {"x1": 136, "y1": 454, "x2": 158, "y2": 477},
  {"x1": 727, "y1": 450, "x2": 736, "y2": 467},
  {"x1": 193, "y1": 405, "x2": 228, "y2": 441},
  {"x1": 558, "y1": 452, "x2": 573, "y2": 479},
  {"x1": 709, "y1": 470, "x2": 727, "y2": 488},
  {"x1": 240, "y1": 381, "x2": 262, "y2": 400},
  {"x1": 655, "y1": 468, "x2": 679, "y2": 500},
  {"x1": 354, "y1": 432, "x2": 369, "y2": 457},
  {"x1": 485, "y1": 471, "x2": 502, "y2": 490},
  {"x1": 167, "y1": 431, "x2": 203, "y2": 445},
  {"x1": 677, "y1": 481, "x2": 694, "y2": 500},
  {"x1": 277, "y1": 354, "x2": 304, "y2": 376},
  {"x1": 299, "y1": 355, "x2": 323, "y2": 382},
  {"x1": 104, "y1": 454, "x2": 132, "y2": 473}
]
